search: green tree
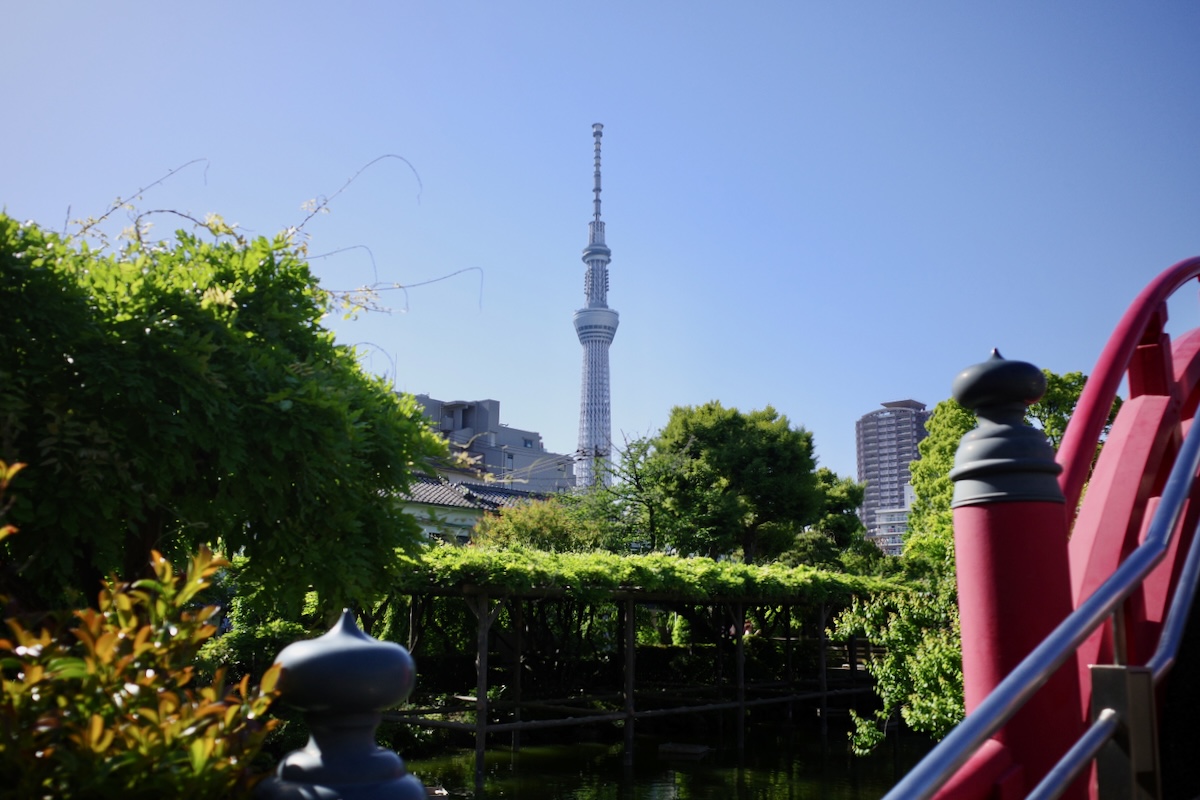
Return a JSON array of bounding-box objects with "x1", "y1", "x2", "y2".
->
[
  {"x1": 780, "y1": 468, "x2": 891, "y2": 575},
  {"x1": 809, "y1": 468, "x2": 868, "y2": 550},
  {"x1": 1028, "y1": 370, "x2": 1121, "y2": 474},
  {"x1": 903, "y1": 400, "x2": 977, "y2": 579},
  {"x1": 780, "y1": 530, "x2": 842, "y2": 570},
  {"x1": 651, "y1": 402, "x2": 822, "y2": 563},
  {"x1": 473, "y1": 496, "x2": 610, "y2": 553},
  {"x1": 0, "y1": 214, "x2": 444, "y2": 615},
  {"x1": 601, "y1": 435, "x2": 674, "y2": 552},
  {"x1": 834, "y1": 369, "x2": 1116, "y2": 752},
  {"x1": 1027, "y1": 370, "x2": 1088, "y2": 449}
]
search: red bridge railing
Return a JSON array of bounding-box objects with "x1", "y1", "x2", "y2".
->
[
  {"x1": 886, "y1": 256, "x2": 1200, "y2": 800},
  {"x1": 1062, "y1": 257, "x2": 1200, "y2": 697},
  {"x1": 1059, "y1": 256, "x2": 1200, "y2": 511}
]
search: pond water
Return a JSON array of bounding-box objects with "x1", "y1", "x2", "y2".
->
[{"x1": 405, "y1": 717, "x2": 934, "y2": 800}]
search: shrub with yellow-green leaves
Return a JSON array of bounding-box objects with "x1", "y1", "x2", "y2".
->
[{"x1": 0, "y1": 545, "x2": 281, "y2": 800}]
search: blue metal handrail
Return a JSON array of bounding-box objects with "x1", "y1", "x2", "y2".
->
[
  {"x1": 883, "y1": 401, "x2": 1200, "y2": 800},
  {"x1": 1026, "y1": 710, "x2": 1120, "y2": 800}
]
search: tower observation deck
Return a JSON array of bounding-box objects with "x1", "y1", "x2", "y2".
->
[{"x1": 574, "y1": 123, "x2": 619, "y2": 487}]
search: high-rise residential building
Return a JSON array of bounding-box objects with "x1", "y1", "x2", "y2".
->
[
  {"x1": 855, "y1": 399, "x2": 931, "y2": 554},
  {"x1": 416, "y1": 395, "x2": 576, "y2": 493},
  {"x1": 573, "y1": 123, "x2": 619, "y2": 487}
]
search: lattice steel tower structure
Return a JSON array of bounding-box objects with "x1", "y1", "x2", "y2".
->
[{"x1": 573, "y1": 123, "x2": 619, "y2": 487}]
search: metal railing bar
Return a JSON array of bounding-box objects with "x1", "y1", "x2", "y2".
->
[
  {"x1": 1025, "y1": 708, "x2": 1120, "y2": 800},
  {"x1": 884, "y1": 409, "x2": 1200, "y2": 800},
  {"x1": 1112, "y1": 605, "x2": 1128, "y2": 666},
  {"x1": 1148, "y1": 484, "x2": 1200, "y2": 680}
]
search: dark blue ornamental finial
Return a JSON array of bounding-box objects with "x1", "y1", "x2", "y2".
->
[
  {"x1": 256, "y1": 610, "x2": 426, "y2": 800},
  {"x1": 949, "y1": 350, "x2": 1064, "y2": 507}
]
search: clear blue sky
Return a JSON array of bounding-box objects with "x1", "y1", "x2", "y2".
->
[{"x1": 4, "y1": 3, "x2": 1199, "y2": 480}]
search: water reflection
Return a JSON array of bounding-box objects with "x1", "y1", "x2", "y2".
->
[{"x1": 406, "y1": 718, "x2": 932, "y2": 800}]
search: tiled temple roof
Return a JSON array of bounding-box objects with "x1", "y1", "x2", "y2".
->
[{"x1": 403, "y1": 474, "x2": 544, "y2": 512}]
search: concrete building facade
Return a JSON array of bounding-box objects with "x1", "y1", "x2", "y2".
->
[
  {"x1": 855, "y1": 399, "x2": 931, "y2": 554},
  {"x1": 873, "y1": 498, "x2": 915, "y2": 557},
  {"x1": 416, "y1": 394, "x2": 575, "y2": 493}
]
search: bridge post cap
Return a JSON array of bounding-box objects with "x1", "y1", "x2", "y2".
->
[
  {"x1": 949, "y1": 350, "x2": 1064, "y2": 507},
  {"x1": 260, "y1": 610, "x2": 427, "y2": 799},
  {"x1": 952, "y1": 349, "x2": 1046, "y2": 410},
  {"x1": 273, "y1": 609, "x2": 416, "y2": 713}
]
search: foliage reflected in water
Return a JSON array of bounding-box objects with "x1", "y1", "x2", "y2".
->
[{"x1": 406, "y1": 718, "x2": 933, "y2": 800}]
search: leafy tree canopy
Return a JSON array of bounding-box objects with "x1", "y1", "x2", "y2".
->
[
  {"x1": 779, "y1": 468, "x2": 891, "y2": 575},
  {"x1": 473, "y1": 495, "x2": 612, "y2": 553},
  {"x1": 809, "y1": 468, "x2": 868, "y2": 550},
  {"x1": 0, "y1": 213, "x2": 444, "y2": 615},
  {"x1": 598, "y1": 434, "x2": 673, "y2": 553},
  {"x1": 650, "y1": 402, "x2": 822, "y2": 563}
]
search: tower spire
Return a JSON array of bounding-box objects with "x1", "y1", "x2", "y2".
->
[
  {"x1": 591, "y1": 123, "x2": 604, "y2": 240},
  {"x1": 574, "y1": 123, "x2": 619, "y2": 487}
]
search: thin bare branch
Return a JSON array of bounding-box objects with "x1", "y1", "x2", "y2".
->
[
  {"x1": 130, "y1": 209, "x2": 229, "y2": 246},
  {"x1": 307, "y1": 245, "x2": 380, "y2": 286},
  {"x1": 296, "y1": 154, "x2": 423, "y2": 233},
  {"x1": 77, "y1": 158, "x2": 209, "y2": 238},
  {"x1": 326, "y1": 266, "x2": 484, "y2": 314}
]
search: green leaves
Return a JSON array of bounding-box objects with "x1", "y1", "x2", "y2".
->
[
  {"x1": 401, "y1": 543, "x2": 892, "y2": 605},
  {"x1": 0, "y1": 212, "x2": 445, "y2": 615},
  {"x1": 835, "y1": 581, "x2": 965, "y2": 753},
  {"x1": 650, "y1": 402, "x2": 822, "y2": 563},
  {"x1": 473, "y1": 496, "x2": 612, "y2": 553},
  {"x1": 0, "y1": 549, "x2": 281, "y2": 799}
]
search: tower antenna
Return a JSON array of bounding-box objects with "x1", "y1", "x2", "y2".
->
[{"x1": 592, "y1": 123, "x2": 604, "y2": 230}]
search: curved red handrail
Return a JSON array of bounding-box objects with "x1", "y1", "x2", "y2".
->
[{"x1": 1058, "y1": 256, "x2": 1200, "y2": 511}]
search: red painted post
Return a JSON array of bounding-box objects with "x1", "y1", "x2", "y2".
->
[{"x1": 945, "y1": 351, "x2": 1085, "y2": 799}]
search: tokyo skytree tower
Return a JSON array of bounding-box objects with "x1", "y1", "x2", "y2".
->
[{"x1": 573, "y1": 123, "x2": 619, "y2": 487}]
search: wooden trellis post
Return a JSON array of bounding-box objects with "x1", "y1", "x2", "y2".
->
[
  {"x1": 467, "y1": 592, "x2": 502, "y2": 793},
  {"x1": 623, "y1": 597, "x2": 636, "y2": 766}
]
